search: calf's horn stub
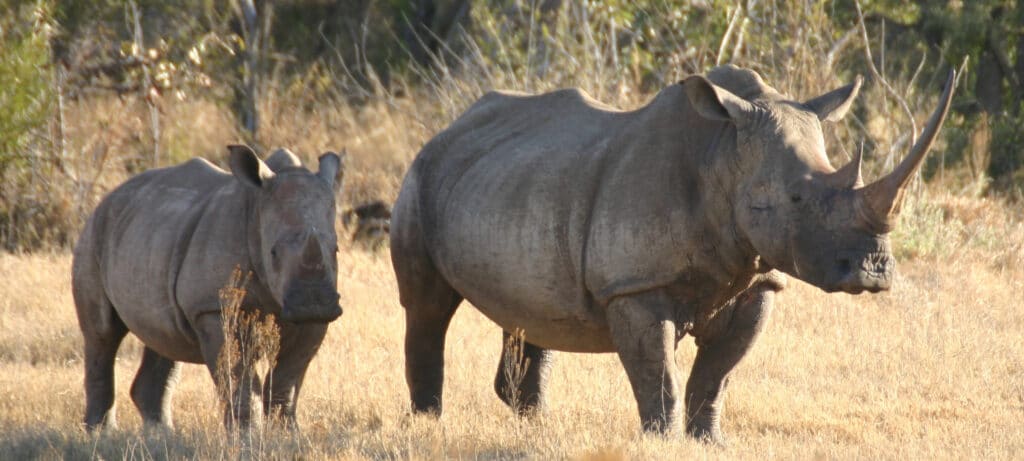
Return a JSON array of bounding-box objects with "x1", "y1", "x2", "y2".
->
[
  {"x1": 858, "y1": 69, "x2": 956, "y2": 232},
  {"x1": 301, "y1": 233, "x2": 324, "y2": 270}
]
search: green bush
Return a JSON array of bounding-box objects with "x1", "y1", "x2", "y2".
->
[{"x1": 0, "y1": 1, "x2": 69, "y2": 251}]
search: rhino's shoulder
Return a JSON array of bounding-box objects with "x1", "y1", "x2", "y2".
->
[
  {"x1": 104, "y1": 158, "x2": 230, "y2": 208},
  {"x1": 175, "y1": 157, "x2": 226, "y2": 176},
  {"x1": 160, "y1": 157, "x2": 229, "y2": 186}
]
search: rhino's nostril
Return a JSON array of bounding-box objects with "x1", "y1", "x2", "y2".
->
[{"x1": 836, "y1": 258, "x2": 852, "y2": 275}]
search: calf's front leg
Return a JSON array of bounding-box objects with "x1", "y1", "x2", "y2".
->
[
  {"x1": 194, "y1": 312, "x2": 260, "y2": 429},
  {"x1": 262, "y1": 322, "x2": 329, "y2": 428}
]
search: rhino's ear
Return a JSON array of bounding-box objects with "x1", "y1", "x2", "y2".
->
[
  {"x1": 228, "y1": 144, "x2": 275, "y2": 189},
  {"x1": 804, "y1": 75, "x2": 863, "y2": 122},
  {"x1": 317, "y1": 148, "x2": 347, "y2": 193},
  {"x1": 683, "y1": 75, "x2": 755, "y2": 122}
]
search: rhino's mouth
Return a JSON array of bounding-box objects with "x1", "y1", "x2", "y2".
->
[
  {"x1": 826, "y1": 251, "x2": 893, "y2": 294},
  {"x1": 280, "y1": 281, "x2": 342, "y2": 323}
]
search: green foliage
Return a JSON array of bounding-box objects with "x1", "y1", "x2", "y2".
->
[
  {"x1": 0, "y1": 1, "x2": 55, "y2": 175},
  {"x1": 0, "y1": 1, "x2": 72, "y2": 251},
  {"x1": 2, "y1": 0, "x2": 1023, "y2": 251}
]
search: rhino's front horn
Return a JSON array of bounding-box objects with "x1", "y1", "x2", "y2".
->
[
  {"x1": 301, "y1": 233, "x2": 324, "y2": 269},
  {"x1": 858, "y1": 69, "x2": 956, "y2": 232}
]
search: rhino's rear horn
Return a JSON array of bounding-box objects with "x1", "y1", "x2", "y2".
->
[
  {"x1": 858, "y1": 69, "x2": 956, "y2": 230},
  {"x1": 824, "y1": 143, "x2": 864, "y2": 189}
]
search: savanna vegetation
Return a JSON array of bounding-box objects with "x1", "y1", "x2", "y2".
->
[{"x1": 0, "y1": 0, "x2": 1022, "y2": 459}]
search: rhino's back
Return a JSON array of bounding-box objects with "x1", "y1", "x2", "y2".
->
[
  {"x1": 78, "y1": 158, "x2": 236, "y2": 361},
  {"x1": 401, "y1": 89, "x2": 643, "y2": 351}
]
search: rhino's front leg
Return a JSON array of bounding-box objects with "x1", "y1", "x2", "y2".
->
[
  {"x1": 493, "y1": 330, "x2": 554, "y2": 415},
  {"x1": 194, "y1": 312, "x2": 258, "y2": 429},
  {"x1": 262, "y1": 322, "x2": 329, "y2": 428},
  {"x1": 607, "y1": 290, "x2": 682, "y2": 434},
  {"x1": 685, "y1": 286, "x2": 774, "y2": 443}
]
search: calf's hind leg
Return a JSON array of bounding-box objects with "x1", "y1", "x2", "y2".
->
[
  {"x1": 494, "y1": 330, "x2": 554, "y2": 415},
  {"x1": 130, "y1": 347, "x2": 181, "y2": 427}
]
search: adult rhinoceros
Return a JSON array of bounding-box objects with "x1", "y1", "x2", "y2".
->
[
  {"x1": 72, "y1": 145, "x2": 344, "y2": 431},
  {"x1": 390, "y1": 65, "x2": 954, "y2": 442}
]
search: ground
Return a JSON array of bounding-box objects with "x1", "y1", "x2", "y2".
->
[{"x1": 0, "y1": 246, "x2": 1022, "y2": 460}]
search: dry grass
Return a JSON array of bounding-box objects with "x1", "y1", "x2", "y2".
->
[
  {"x1": 3, "y1": 9, "x2": 1023, "y2": 455},
  {"x1": 1, "y1": 235, "x2": 1023, "y2": 459}
]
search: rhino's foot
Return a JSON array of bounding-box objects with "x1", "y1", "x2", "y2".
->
[
  {"x1": 686, "y1": 423, "x2": 726, "y2": 446},
  {"x1": 83, "y1": 414, "x2": 117, "y2": 433},
  {"x1": 265, "y1": 411, "x2": 300, "y2": 431}
]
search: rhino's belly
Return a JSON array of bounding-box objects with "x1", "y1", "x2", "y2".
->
[
  {"x1": 438, "y1": 245, "x2": 615, "y2": 353},
  {"x1": 468, "y1": 299, "x2": 616, "y2": 352},
  {"x1": 109, "y1": 294, "x2": 204, "y2": 363},
  {"x1": 104, "y1": 245, "x2": 204, "y2": 363},
  {"x1": 129, "y1": 326, "x2": 204, "y2": 364}
]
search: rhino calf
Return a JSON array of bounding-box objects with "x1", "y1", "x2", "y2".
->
[
  {"x1": 391, "y1": 65, "x2": 955, "y2": 442},
  {"x1": 72, "y1": 145, "x2": 345, "y2": 431}
]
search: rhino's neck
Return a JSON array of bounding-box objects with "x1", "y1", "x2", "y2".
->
[
  {"x1": 239, "y1": 184, "x2": 279, "y2": 311},
  {"x1": 693, "y1": 123, "x2": 762, "y2": 283}
]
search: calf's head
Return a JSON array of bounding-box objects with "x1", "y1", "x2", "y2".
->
[
  {"x1": 228, "y1": 145, "x2": 345, "y2": 322},
  {"x1": 684, "y1": 69, "x2": 955, "y2": 294}
]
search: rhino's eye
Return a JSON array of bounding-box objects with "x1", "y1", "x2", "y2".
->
[{"x1": 790, "y1": 193, "x2": 803, "y2": 204}]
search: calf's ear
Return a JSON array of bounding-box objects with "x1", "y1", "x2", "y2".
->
[
  {"x1": 803, "y1": 76, "x2": 863, "y2": 122},
  {"x1": 228, "y1": 144, "x2": 275, "y2": 189},
  {"x1": 683, "y1": 75, "x2": 755, "y2": 123},
  {"x1": 317, "y1": 148, "x2": 347, "y2": 193}
]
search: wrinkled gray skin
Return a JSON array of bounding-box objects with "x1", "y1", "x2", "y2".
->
[
  {"x1": 72, "y1": 145, "x2": 345, "y2": 431},
  {"x1": 391, "y1": 65, "x2": 954, "y2": 442}
]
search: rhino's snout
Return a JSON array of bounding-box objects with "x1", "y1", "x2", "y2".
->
[
  {"x1": 827, "y1": 251, "x2": 893, "y2": 294},
  {"x1": 280, "y1": 282, "x2": 342, "y2": 323}
]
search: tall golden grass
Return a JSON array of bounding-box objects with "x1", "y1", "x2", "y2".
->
[{"x1": 1, "y1": 219, "x2": 1022, "y2": 459}]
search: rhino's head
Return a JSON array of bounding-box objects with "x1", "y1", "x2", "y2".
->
[
  {"x1": 228, "y1": 145, "x2": 345, "y2": 323},
  {"x1": 684, "y1": 68, "x2": 955, "y2": 294}
]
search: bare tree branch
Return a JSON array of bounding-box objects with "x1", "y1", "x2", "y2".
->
[{"x1": 855, "y1": 0, "x2": 917, "y2": 146}]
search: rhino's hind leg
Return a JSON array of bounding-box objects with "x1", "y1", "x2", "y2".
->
[
  {"x1": 80, "y1": 304, "x2": 129, "y2": 431},
  {"x1": 401, "y1": 284, "x2": 462, "y2": 415},
  {"x1": 493, "y1": 331, "x2": 554, "y2": 415},
  {"x1": 391, "y1": 194, "x2": 464, "y2": 416},
  {"x1": 685, "y1": 286, "x2": 774, "y2": 444},
  {"x1": 606, "y1": 290, "x2": 683, "y2": 434},
  {"x1": 392, "y1": 244, "x2": 462, "y2": 414},
  {"x1": 130, "y1": 347, "x2": 181, "y2": 428}
]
